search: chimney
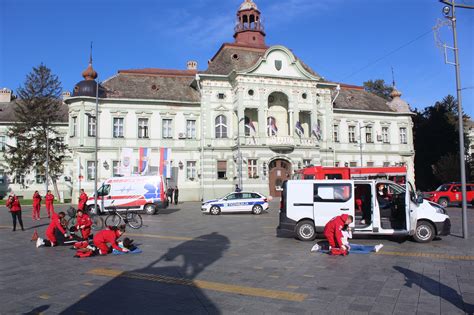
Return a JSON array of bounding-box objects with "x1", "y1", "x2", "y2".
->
[
  {"x1": 187, "y1": 60, "x2": 198, "y2": 70},
  {"x1": 62, "y1": 91, "x2": 71, "y2": 100},
  {"x1": 0, "y1": 88, "x2": 12, "y2": 102}
]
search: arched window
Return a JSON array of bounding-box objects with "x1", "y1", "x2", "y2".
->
[{"x1": 215, "y1": 115, "x2": 227, "y2": 139}]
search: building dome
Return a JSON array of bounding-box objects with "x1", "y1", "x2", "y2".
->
[
  {"x1": 239, "y1": 0, "x2": 258, "y2": 11},
  {"x1": 72, "y1": 54, "x2": 106, "y2": 98},
  {"x1": 81, "y1": 63, "x2": 98, "y2": 81}
]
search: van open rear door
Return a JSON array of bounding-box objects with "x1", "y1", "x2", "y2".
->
[
  {"x1": 407, "y1": 182, "x2": 417, "y2": 235},
  {"x1": 313, "y1": 180, "x2": 355, "y2": 231}
]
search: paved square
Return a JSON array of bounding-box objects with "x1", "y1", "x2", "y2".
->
[{"x1": 1, "y1": 202, "x2": 473, "y2": 314}]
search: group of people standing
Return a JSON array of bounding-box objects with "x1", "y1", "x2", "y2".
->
[
  {"x1": 6, "y1": 190, "x2": 56, "y2": 231},
  {"x1": 166, "y1": 186, "x2": 179, "y2": 205}
]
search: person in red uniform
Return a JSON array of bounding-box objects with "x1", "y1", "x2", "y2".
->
[
  {"x1": 6, "y1": 193, "x2": 24, "y2": 231},
  {"x1": 93, "y1": 225, "x2": 128, "y2": 255},
  {"x1": 32, "y1": 191, "x2": 42, "y2": 220},
  {"x1": 36, "y1": 211, "x2": 67, "y2": 247},
  {"x1": 78, "y1": 189, "x2": 88, "y2": 211},
  {"x1": 45, "y1": 190, "x2": 55, "y2": 218},
  {"x1": 75, "y1": 209, "x2": 92, "y2": 240},
  {"x1": 323, "y1": 214, "x2": 353, "y2": 255}
]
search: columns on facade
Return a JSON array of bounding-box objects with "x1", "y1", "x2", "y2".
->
[{"x1": 288, "y1": 109, "x2": 294, "y2": 137}]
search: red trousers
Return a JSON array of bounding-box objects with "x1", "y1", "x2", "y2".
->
[
  {"x1": 93, "y1": 241, "x2": 110, "y2": 255},
  {"x1": 324, "y1": 233, "x2": 339, "y2": 248},
  {"x1": 32, "y1": 204, "x2": 40, "y2": 220},
  {"x1": 46, "y1": 203, "x2": 54, "y2": 217},
  {"x1": 80, "y1": 228, "x2": 91, "y2": 240},
  {"x1": 46, "y1": 230, "x2": 57, "y2": 245}
]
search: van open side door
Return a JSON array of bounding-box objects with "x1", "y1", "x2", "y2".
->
[
  {"x1": 406, "y1": 182, "x2": 417, "y2": 235},
  {"x1": 313, "y1": 181, "x2": 355, "y2": 231}
]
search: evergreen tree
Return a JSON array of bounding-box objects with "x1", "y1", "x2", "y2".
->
[
  {"x1": 363, "y1": 79, "x2": 394, "y2": 101},
  {"x1": 5, "y1": 64, "x2": 68, "y2": 197}
]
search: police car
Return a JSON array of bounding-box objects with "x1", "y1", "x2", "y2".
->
[{"x1": 201, "y1": 192, "x2": 269, "y2": 215}]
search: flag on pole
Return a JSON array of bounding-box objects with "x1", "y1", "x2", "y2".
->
[
  {"x1": 120, "y1": 148, "x2": 133, "y2": 176},
  {"x1": 312, "y1": 123, "x2": 321, "y2": 141},
  {"x1": 139, "y1": 148, "x2": 151, "y2": 175},
  {"x1": 159, "y1": 148, "x2": 172, "y2": 179},
  {"x1": 295, "y1": 121, "x2": 304, "y2": 137},
  {"x1": 245, "y1": 117, "x2": 256, "y2": 135},
  {"x1": 268, "y1": 117, "x2": 278, "y2": 136}
]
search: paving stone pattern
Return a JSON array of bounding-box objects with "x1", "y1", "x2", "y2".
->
[{"x1": 0, "y1": 203, "x2": 473, "y2": 314}]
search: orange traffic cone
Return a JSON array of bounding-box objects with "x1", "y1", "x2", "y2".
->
[{"x1": 31, "y1": 229, "x2": 39, "y2": 242}]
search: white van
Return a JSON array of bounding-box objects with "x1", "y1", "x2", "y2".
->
[
  {"x1": 277, "y1": 179, "x2": 451, "y2": 243},
  {"x1": 86, "y1": 176, "x2": 168, "y2": 215}
]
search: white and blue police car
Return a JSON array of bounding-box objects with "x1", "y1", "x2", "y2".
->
[{"x1": 201, "y1": 192, "x2": 269, "y2": 215}]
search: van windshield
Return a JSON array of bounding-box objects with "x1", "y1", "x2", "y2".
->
[{"x1": 435, "y1": 185, "x2": 450, "y2": 192}]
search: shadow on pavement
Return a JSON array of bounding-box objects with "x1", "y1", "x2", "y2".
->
[
  {"x1": 61, "y1": 232, "x2": 230, "y2": 314},
  {"x1": 26, "y1": 223, "x2": 49, "y2": 231},
  {"x1": 158, "y1": 208, "x2": 181, "y2": 215},
  {"x1": 23, "y1": 304, "x2": 49, "y2": 315},
  {"x1": 394, "y1": 266, "x2": 474, "y2": 313}
]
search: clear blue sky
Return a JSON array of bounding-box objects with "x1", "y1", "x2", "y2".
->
[{"x1": 1, "y1": 0, "x2": 473, "y2": 116}]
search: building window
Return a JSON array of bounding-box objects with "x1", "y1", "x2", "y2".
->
[
  {"x1": 186, "y1": 161, "x2": 197, "y2": 180},
  {"x1": 88, "y1": 115, "x2": 96, "y2": 137},
  {"x1": 303, "y1": 159, "x2": 312, "y2": 167},
  {"x1": 365, "y1": 126, "x2": 373, "y2": 143},
  {"x1": 334, "y1": 162, "x2": 340, "y2": 167},
  {"x1": 0, "y1": 169, "x2": 4, "y2": 184},
  {"x1": 162, "y1": 119, "x2": 173, "y2": 139},
  {"x1": 112, "y1": 161, "x2": 120, "y2": 177},
  {"x1": 383, "y1": 161, "x2": 391, "y2": 167},
  {"x1": 333, "y1": 125, "x2": 339, "y2": 142},
  {"x1": 87, "y1": 161, "x2": 96, "y2": 180},
  {"x1": 348, "y1": 126, "x2": 356, "y2": 143},
  {"x1": 138, "y1": 118, "x2": 149, "y2": 139},
  {"x1": 35, "y1": 168, "x2": 45, "y2": 184},
  {"x1": 349, "y1": 161, "x2": 357, "y2": 167},
  {"x1": 400, "y1": 127, "x2": 407, "y2": 144},
  {"x1": 14, "y1": 172, "x2": 25, "y2": 185},
  {"x1": 71, "y1": 116, "x2": 77, "y2": 137},
  {"x1": 248, "y1": 159, "x2": 258, "y2": 178},
  {"x1": 217, "y1": 161, "x2": 227, "y2": 179},
  {"x1": 113, "y1": 118, "x2": 124, "y2": 138},
  {"x1": 382, "y1": 127, "x2": 389, "y2": 143},
  {"x1": 186, "y1": 120, "x2": 196, "y2": 139},
  {"x1": 217, "y1": 93, "x2": 226, "y2": 100},
  {"x1": 366, "y1": 161, "x2": 374, "y2": 167},
  {"x1": 215, "y1": 115, "x2": 227, "y2": 138},
  {"x1": 0, "y1": 136, "x2": 6, "y2": 151}
]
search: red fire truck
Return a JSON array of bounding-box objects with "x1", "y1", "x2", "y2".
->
[{"x1": 294, "y1": 166, "x2": 407, "y2": 184}]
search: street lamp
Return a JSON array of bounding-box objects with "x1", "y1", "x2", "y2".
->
[
  {"x1": 439, "y1": 0, "x2": 473, "y2": 239},
  {"x1": 358, "y1": 123, "x2": 370, "y2": 167},
  {"x1": 93, "y1": 79, "x2": 99, "y2": 214},
  {"x1": 236, "y1": 116, "x2": 245, "y2": 190}
]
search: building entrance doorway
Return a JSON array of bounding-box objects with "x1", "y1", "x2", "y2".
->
[{"x1": 268, "y1": 159, "x2": 292, "y2": 197}]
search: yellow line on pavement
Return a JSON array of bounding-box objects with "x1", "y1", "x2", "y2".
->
[
  {"x1": 376, "y1": 251, "x2": 474, "y2": 261},
  {"x1": 88, "y1": 268, "x2": 307, "y2": 302}
]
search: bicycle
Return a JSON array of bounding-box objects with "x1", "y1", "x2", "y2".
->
[
  {"x1": 67, "y1": 207, "x2": 104, "y2": 231},
  {"x1": 104, "y1": 206, "x2": 143, "y2": 229}
]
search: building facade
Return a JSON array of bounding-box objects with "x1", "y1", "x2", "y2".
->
[{"x1": 65, "y1": 0, "x2": 415, "y2": 201}]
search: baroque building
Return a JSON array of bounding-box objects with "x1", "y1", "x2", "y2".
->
[{"x1": 65, "y1": 0, "x2": 415, "y2": 201}]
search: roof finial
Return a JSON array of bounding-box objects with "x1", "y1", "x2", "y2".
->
[
  {"x1": 89, "y1": 41, "x2": 93, "y2": 65},
  {"x1": 82, "y1": 42, "x2": 98, "y2": 81},
  {"x1": 390, "y1": 66, "x2": 402, "y2": 98},
  {"x1": 391, "y1": 66, "x2": 396, "y2": 87}
]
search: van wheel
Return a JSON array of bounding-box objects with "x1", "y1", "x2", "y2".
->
[
  {"x1": 144, "y1": 204, "x2": 156, "y2": 215},
  {"x1": 252, "y1": 205, "x2": 263, "y2": 215},
  {"x1": 210, "y1": 206, "x2": 221, "y2": 215},
  {"x1": 438, "y1": 198, "x2": 448, "y2": 208},
  {"x1": 87, "y1": 205, "x2": 100, "y2": 215},
  {"x1": 295, "y1": 220, "x2": 316, "y2": 241},
  {"x1": 413, "y1": 221, "x2": 435, "y2": 243}
]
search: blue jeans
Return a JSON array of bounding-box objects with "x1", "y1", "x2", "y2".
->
[{"x1": 349, "y1": 244, "x2": 375, "y2": 254}]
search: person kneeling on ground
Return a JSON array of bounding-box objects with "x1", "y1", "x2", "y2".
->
[
  {"x1": 36, "y1": 212, "x2": 69, "y2": 247},
  {"x1": 323, "y1": 214, "x2": 353, "y2": 256},
  {"x1": 75, "y1": 209, "x2": 93, "y2": 240},
  {"x1": 93, "y1": 225, "x2": 129, "y2": 255}
]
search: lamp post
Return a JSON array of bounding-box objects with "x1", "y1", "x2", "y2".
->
[
  {"x1": 94, "y1": 79, "x2": 99, "y2": 214},
  {"x1": 237, "y1": 117, "x2": 245, "y2": 190},
  {"x1": 45, "y1": 119, "x2": 49, "y2": 194},
  {"x1": 439, "y1": 0, "x2": 473, "y2": 239},
  {"x1": 358, "y1": 123, "x2": 369, "y2": 167}
]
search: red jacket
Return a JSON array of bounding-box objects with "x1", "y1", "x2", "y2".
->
[
  {"x1": 323, "y1": 214, "x2": 349, "y2": 248},
  {"x1": 93, "y1": 229, "x2": 123, "y2": 251},
  {"x1": 76, "y1": 213, "x2": 92, "y2": 230},
  {"x1": 6, "y1": 196, "x2": 21, "y2": 212},
  {"x1": 78, "y1": 193, "x2": 88, "y2": 210},
  {"x1": 45, "y1": 193, "x2": 54, "y2": 205},
  {"x1": 33, "y1": 192, "x2": 42, "y2": 205},
  {"x1": 46, "y1": 212, "x2": 66, "y2": 236}
]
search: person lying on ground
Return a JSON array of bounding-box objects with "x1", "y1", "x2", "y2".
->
[
  {"x1": 93, "y1": 225, "x2": 129, "y2": 255},
  {"x1": 341, "y1": 225, "x2": 383, "y2": 253},
  {"x1": 36, "y1": 212, "x2": 67, "y2": 247}
]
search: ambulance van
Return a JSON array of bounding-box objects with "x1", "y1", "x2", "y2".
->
[
  {"x1": 86, "y1": 176, "x2": 168, "y2": 215},
  {"x1": 277, "y1": 179, "x2": 451, "y2": 243}
]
